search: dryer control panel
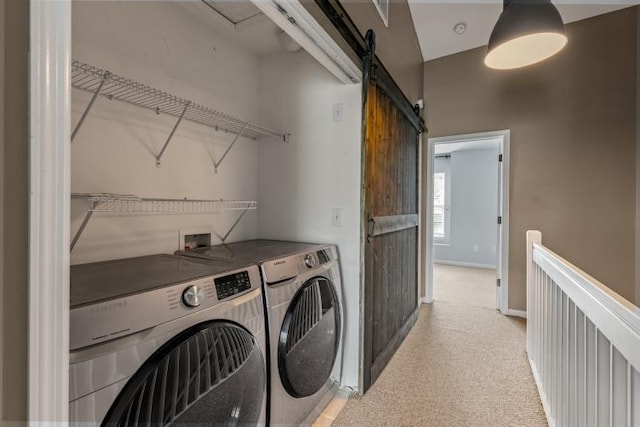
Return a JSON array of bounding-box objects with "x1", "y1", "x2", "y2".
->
[
  {"x1": 262, "y1": 245, "x2": 337, "y2": 284},
  {"x1": 214, "y1": 270, "x2": 251, "y2": 300}
]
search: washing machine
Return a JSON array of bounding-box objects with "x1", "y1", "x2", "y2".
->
[
  {"x1": 176, "y1": 240, "x2": 344, "y2": 426},
  {"x1": 69, "y1": 254, "x2": 267, "y2": 426}
]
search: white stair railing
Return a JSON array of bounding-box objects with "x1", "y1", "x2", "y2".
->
[{"x1": 526, "y1": 230, "x2": 640, "y2": 427}]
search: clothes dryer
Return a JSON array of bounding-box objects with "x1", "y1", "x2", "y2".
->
[
  {"x1": 69, "y1": 254, "x2": 267, "y2": 426},
  {"x1": 176, "y1": 240, "x2": 344, "y2": 426}
]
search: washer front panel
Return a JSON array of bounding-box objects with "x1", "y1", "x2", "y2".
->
[
  {"x1": 70, "y1": 266, "x2": 261, "y2": 350},
  {"x1": 69, "y1": 287, "x2": 264, "y2": 403},
  {"x1": 101, "y1": 321, "x2": 265, "y2": 427}
]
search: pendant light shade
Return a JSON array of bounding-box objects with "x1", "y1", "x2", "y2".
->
[{"x1": 485, "y1": 0, "x2": 567, "y2": 70}]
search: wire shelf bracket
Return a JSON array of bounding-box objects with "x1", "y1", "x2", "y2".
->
[
  {"x1": 156, "y1": 102, "x2": 191, "y2": 167},
  {"x1": 213, "y1": 125, "x2": 246, "y2": 173},
  {"x1": 71, "y1": 60, "x2": 289, "y2": 167},
  {"x1": 71, "y1": 71, "x2": 110, "y2": 142},
  {"x1": 212, "y1": 208, "x2": 250, "y2": 244},
  {"x1": 70, "y1": 193, "x2": 257, "y2": 252}
]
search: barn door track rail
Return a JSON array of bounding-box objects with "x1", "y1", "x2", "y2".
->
[
  {"x1": 71, "y1": 60, "x2": 289, "y2": 168},
  {"x1": 70, "y1": 193, "x2": 257, "y2": 251}
]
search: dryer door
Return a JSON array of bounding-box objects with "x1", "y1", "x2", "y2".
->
[
  {"x1": 278, "y1": 277, "x2": 341, "y2": 398},
  {"x1": 101, "y1": 321, "x2": 265, "y2": 427}
]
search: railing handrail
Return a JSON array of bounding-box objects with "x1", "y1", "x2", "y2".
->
[{"x1": 530, "y1": 237, "x2": 640, "y2": 371}]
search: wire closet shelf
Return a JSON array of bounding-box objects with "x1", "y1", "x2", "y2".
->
[
  {"x1": 72, "y1": 193, "x2": 257, "y2": 214},
  {"x1": 71, "y1": 60, "x2": 287, "y2": 142},
  {"x1": 70, "y1": 194, "x2": 257, "y2": 252}
]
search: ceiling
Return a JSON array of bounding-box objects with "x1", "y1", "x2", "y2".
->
[
  {"x1": 178, "y1": 1, "x2": 284, "y2": 56},
  {"x1": 409, "y1": 1, "x2": 639, "y2": 62},
  {"x1": 201, "y1": 0, "x2": 262, "y2": 24},
  {"x1": 180, "y1": 1, "x2": 638, "y2": 60}
]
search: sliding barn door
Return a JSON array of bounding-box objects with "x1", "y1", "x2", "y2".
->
[{"x1": 361, "y1": 31, "x2": 425, "y2": 392}]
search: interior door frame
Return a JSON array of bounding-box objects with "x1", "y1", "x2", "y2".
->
[
  {"x1": 29, "y1": 0, "x2": 72, "y2": 422},
  {"x1": 423, "y1": 130, "x2": 513, "y2": 316},
  {"x1": 32, "y1": 1, "x2": 365, "y2": 420}
]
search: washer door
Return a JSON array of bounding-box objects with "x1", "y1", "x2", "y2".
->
[
  {"x1": 101, "y1": 321, "x2": 265, "y2": 427},
  {"x1": 278, "y1": 277, "x2": 341, "y2": 398}
]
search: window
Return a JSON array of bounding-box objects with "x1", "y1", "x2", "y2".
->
[
  {"x1": 433, "y1": 172, "x2": 449, "y2": 242},
  {"x1": 372, "y1": 0, "x2": 389, "y2": 27}
]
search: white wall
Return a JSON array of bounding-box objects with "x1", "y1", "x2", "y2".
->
[
  {"x1": 256, "y1": 51, "x2": 362, "y2": 388},
  {"x1": 434, "y1": 147, "x2": 499, "y2": 268},
  {"x1": 71, "y1": 1, "x2": 262, "y2": 264},
  {"x1": 636, "y1": 6, "x2": 640, "y2": 307}
]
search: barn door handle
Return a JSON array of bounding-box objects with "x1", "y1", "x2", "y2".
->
[{"x1": 367, "y1": 214, "x2": 375, "y2": 241}]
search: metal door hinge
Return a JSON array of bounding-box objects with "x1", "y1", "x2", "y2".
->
[
  {"x1": 497, "y1": 279, "x2": 502, "y2": 287},
  {"x1": 498, "y1": 154, "x2": 503, "y2": 162},
  {"x1": 498, "y1": 216, "x2": 502, "y2": 225}
]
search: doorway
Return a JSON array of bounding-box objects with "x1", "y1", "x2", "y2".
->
[
  {"x1": 30, "y1": 0, "x2": 363, "y2": 421},
  {"x1": 424, "y1": 130, "x2": 511, "y2": 314}
]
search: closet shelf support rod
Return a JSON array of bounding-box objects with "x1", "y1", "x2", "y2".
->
[
  {"x1": 70, "y1": 202, "x2": 100, "y2": 251},
  {"x1": 156, "y1": 102, "x2": 191, "y2": 167},
  {"x1": 71, "y1": 71, "x2": 111, "y2": 142},
  {"x1": 214, "y1": 125, "x2": 247, "y2": 173},
  {"x1": 220, "y1": 208, "x2": 250, "y2": 243}
]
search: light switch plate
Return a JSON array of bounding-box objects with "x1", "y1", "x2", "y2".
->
[
  {"x1": 331, "y1": 208, "x2": 343, "y2": 227},
  {"x1": 333, "y1": 103, "x2": 344, "y2": 122}
]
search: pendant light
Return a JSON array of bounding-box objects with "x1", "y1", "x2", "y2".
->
[{"x1": 485, "y1": 0, "x2": 567, "y2": 70}]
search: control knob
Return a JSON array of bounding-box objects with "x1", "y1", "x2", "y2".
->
[
  {"x1": 304, "y1": 254, "x2": 316, "y2": 269},
  {"x1": 182, "y1": 285, "x2": 204, "y2": 308}
]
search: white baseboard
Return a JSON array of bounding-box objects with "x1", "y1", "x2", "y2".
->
[
  {"x1": 505, "y1": 309, "x2": 527, "y2": 318},
  {"x1": 434, "y1": 260, "x2": 496, "y2": 270},
  {"x1": 528, "y1": 358, "x2": 555, "y2": 427}
]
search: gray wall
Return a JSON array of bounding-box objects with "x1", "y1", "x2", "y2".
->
[
  {"x1": 2, "y1": 0, "x2": 28, "y2": 424},
  {"x1": 424, "y1": 8, "x2": 638, "y2": 310},
  {"x1": 303, "y1": 0, "x2": 424, "y2": 103},
  {"x1": 434, "y1": 148, "x2": 499, "y2": 268},
  {"x1": 0, "y1": 0, "x2": 5, "y2": 418},
  {"x1": 340, "y1": 0, "x2": 423, "y2": 102}
]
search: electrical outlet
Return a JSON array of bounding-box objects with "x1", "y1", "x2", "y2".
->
[
  {"x1": 331, "y1": 208, "x2": 343, "y2": 227},
  {"x1": 332, "y1": 103, "x2": 344, "y2": 122}
]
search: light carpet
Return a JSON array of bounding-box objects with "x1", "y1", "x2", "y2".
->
[{"x1": 331, "y1": 264, "x2": 547, "y2": 427}]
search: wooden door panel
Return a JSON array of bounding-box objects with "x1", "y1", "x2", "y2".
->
[
  {"x1": 369, "y1": 225, "x2": 418, "y2": 358},
  {"x1": 363, "y1": 77, "x2": 421, "y2": 390}
]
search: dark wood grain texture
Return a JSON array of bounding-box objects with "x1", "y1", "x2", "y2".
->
[{"x1": 362, "y1": 76, "x2": 420, "y2": 392}]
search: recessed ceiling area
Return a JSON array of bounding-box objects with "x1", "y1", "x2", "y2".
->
[
  {"x1": 409, "y1": 1, "x2": 639, "y2": 62},
  {"x1": 176, "y1": 1, "x2": 285, "y2": 56},
  {"x1": 201, "y1": 0, "x2": 262, "y2": 24}
]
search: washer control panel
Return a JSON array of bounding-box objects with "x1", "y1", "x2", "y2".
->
[
  {"x1": 70, "y1": 266, "x2": 261, "y2": 351},
  {"x1": 182, "y1": 285, "x2": 204, "y2": 308},
  {"x1": 215, "y1": 270, "x2": 251, "y2": 301}
]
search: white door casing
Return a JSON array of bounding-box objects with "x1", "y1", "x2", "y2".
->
[
  {"x1": 424, "y1": 130, "x2": 511, "y2": 315},
  {"x1": 29, "y1": 0, "x2": 72, "y2": 423}
]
